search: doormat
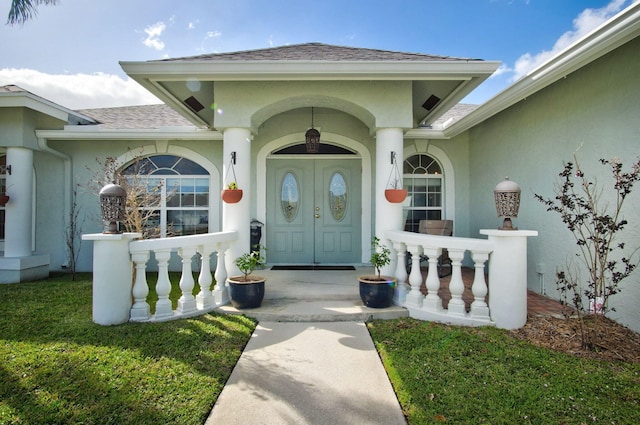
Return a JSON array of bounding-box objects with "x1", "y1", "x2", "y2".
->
[{"x1": 271, "y1": 265, "x2": 356, "y2": 271}]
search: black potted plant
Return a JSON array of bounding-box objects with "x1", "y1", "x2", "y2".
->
[
  {"x1": 358, "y1": 237, "x2": 397, "y2": 308},
  {"x1": 227, "y1": 247, "x2": 266, "y2": 309}
]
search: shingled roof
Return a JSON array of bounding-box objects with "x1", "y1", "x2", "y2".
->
[
  {"x1": 158, "y1": 42, "x2": 480, "y2": 62},
  {"x1": 76, "y1": 104, "x2": 194, "y2": 129}
]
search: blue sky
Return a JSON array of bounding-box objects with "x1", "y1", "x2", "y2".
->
[{"x1": 0, "y1": 0, "x2": 635, "y2": 109}]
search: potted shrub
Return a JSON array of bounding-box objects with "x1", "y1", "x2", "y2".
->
[
  {"x1": 221, "y1": 181, "x2": 243, "y2": 204},
  {"x1": 359, "y1": 237, "x2": 397, "y2": 308},
  {"x1": 228, "y1": 247, "x2": 266, "y2": 309}
]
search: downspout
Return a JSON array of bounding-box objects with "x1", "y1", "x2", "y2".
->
[{"x1": 37, "y1": 136, "x2": 72, "y2": 267}]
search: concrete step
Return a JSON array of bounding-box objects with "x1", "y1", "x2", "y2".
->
[
  {"x1": 217, "y1": 299, "x2": 409, "y2": 322},
  {"x1": 215, "y1": 267, "x2": 409, "y2": 322}
]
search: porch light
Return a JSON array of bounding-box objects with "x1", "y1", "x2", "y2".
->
[
  {"x1": 494, "y1": 177, "x2": 521, "y2": 230},
  {"x1": 100, "y1": 183, "x2": 127, "y2": 234},
  {"x1": 305, "y1": 107, "x2": 320, "y2": 153}
]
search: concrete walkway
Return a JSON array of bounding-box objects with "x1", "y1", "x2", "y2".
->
[
  {"x1": 205, "y1": 321, "x2": 407, "y2": 425},
  {"x1": 207, "y1": 268, "x2": 407, "y2": 424}
]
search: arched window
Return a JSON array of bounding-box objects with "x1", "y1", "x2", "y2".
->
[
  {"x1": 121, "y1": 155, "x2": 210, "y2": 238},
  {"x1": 403, "y1": 154, "x2": 443, "y2": 232}
]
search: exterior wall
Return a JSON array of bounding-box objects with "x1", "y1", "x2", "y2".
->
[
  {"x1": 33, "y1": 150, "x2": 66, "y2": 267},
  {"x1": 47, "y1": 138, "x2": 223, "y2": 272},
  {"x1": 466, "y1": 36, "x2": 640, "y2": 331},
  {"x1": 214, "y1": 80, "x2": 412, "y2": 130}
]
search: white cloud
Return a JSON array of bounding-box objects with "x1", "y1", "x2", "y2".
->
[
  {"x1": 0, "y1": 68, "x2": 161, "y2": 109},
  {"x1": 206, "y1": 31, "x2": 222, "y2": 39},
  {"x1": 489, "y1": 63, "x2": 513, "y2": 79},
  {"x1": 143, "y1": 22, "x2": 166, "y2": 51},
  {"x1": 511, "y1": 0, "x2": 629, "y2": 81}
]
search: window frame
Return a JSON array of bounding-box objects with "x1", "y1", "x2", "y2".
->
[{"x1": 402, "y1": 154, "x2": 444, "y2": 233}]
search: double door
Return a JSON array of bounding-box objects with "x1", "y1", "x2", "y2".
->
[{"x1": 266, "y1": 158, "x2": 361, "y2": 264}]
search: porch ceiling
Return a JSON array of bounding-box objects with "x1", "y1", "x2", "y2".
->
[{"x1": 120, "y1": 43, "x2": 500, "y2": 130}]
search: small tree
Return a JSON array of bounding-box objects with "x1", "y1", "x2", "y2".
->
[
  {"x1": 535, "y1": 153, "x2": 640, "y2": 350},
  {"x1": 65, "y1": 185, "x2": 84, "y2": 280},
  {"x1": 234, "y1": 247, "x2": 266, "y2": 282},
  {"x1": 370, "y1": 237, "x2": 391, "y2": 280}
]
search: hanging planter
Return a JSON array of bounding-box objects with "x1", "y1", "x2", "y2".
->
[
  {"x1": 0, "y1": 194, "x2": 9, "y2": 206},
  {"x1": 384, "y1": 189, "x2": 407, "y2": 203},
  {"x1": 384, "y1": 151, "x2": 407, "y2": 203},
  {"x1": 221, "y1": 183, "x2": 243, "y2": 204},
  {"x1": 221, "y1": 153, "x2": 243, "y2": 204}
]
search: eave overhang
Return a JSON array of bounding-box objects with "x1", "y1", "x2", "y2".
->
[
  {"x1": 120, "y1": 59, "x2": 500, "y2": 130},
  {"x1": 0, "y1": 90, "x2": 96, "y2": 125},
  {"x1": 36, "y1": 127, "x2": 221, "y2": 141}
]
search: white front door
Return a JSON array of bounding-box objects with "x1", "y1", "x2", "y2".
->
[{"x1": 266, "y1": 157, "x2": 361, "y2": 264}]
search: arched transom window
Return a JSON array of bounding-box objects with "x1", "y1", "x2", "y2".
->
[
  {"x1": 403, "y1": 154, "x2": 443, "y2": 232},
  {"x1": 121, "y1": 155, "x2": 210, "y2": 238}
]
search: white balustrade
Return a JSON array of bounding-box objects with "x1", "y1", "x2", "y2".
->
[
  {"x1": 386, "y1": 230, "x2": 495, "y2": 327},
  {"x1": 128, "y1": 231, "x2": 238, "y2": 322}
]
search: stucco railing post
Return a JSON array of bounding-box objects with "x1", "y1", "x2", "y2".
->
[
  {"x1": 480, "y1": 229, "x2": 538, "y2": 330},
  {"x1": 81, "y1": 233, "x2": 141, "y2": 325},
  {"x1": 213, "y1": 242, "x2": 230, "y2": 305},
  {"x1": 196, "y1": 246, "x2": 215, "y2": 310},
  {"x1": 392, "y1": 241, "x2": 409, "y2": 305},
  {"x1": 422, "y1": 246, "x2": 443, "y2": 312},
  {"x1": 177, "y1": 247, "x2": 197, "y2": 315},
  {"x1": 404, "y1": 244, "x2": 424, "y2": 308}
]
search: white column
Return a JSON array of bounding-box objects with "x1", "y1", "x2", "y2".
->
[
  {"x1": 480, "y1": 229, "x2": 538, "y2": 330},
  {"x1": 82, "y1": 233, "x2": 141, "y2": 325},
  {"x1": 5, "y1": 147, "x2": 33, "y2": 257},
  {"x1": 223, "y1": 128, "x2": 252, "y2": 276},
  {"x1": 375, "y1": 128, "x2": 404, "y2": 276}
]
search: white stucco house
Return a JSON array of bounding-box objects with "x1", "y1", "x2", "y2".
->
[{"x1": 1, "y1": 4, "x2": 639, "y2": 330}]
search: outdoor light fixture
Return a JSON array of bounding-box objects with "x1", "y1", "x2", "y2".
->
[
  {"x1": 305, "y1": 107, "x2": 320, "y2": 153},
  {"x1": 100, "y1": 182, "x2": 127, "y2": 234},
  {"x1": 494, "y1": 177, "x2": 521, "y2": 230}
]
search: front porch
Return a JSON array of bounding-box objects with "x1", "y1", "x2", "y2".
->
[
  {"x1": 84, "y1": 228, "x2": 540, "y2": 328},
  {"x1": 217, "y1": 266, "x2": 566, "y2": 323}
]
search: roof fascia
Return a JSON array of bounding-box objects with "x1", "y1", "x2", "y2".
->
[
  {"x1": 120, "y1": 60, "x2": 500, "y2": 81},
  {"x1": 444, "y1": 2, "x2": 640, "y2": 137},
  {"x1": 404, "y1": 128, "x2": 448, "y2": 139},
  {"x1": 36, "y1": 128, "x2": 222, "y2": 141}
]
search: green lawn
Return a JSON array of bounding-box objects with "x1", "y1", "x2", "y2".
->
[
  {"x1": 3, "y1": 275, "x2": 640, "y2": 425},
  {"x1": 0, "y1": 273, "x2": 255, "y2": 425},
  {"x1": 368, "y1": 318, "x2": 640, "y2": 425}
]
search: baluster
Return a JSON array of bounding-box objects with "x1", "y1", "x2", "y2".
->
[
  {"x1": 470, "y1": 251, "x2": 491, "y2": 320},
  {"x1": 130, "y1": 251, "x2": 151, "y2": 322},
  {"x1": 404, "y1": 244, "x2": 424, "y2": 308},
  {"x1": 153, "y1": 249, "x2": 174, "y2": 320},
  {"x1": 422, "y1": 246, "x2": 443, "y2": 312},
  {"x1": 177, "y1": 247, "x2": 197, "y2": 315},
  {"x1": 213, "y1": 242, "x2": 230, "y2": 305},
  {"x1": 196, "y1": 246, "x2": 214, "y2": 309},
  {"x1": 447, "y1": 249, "x2": 467, "y2": 316},
  {"x1": 392, "y1": 241, "x2": 409, "y2": 305}
]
